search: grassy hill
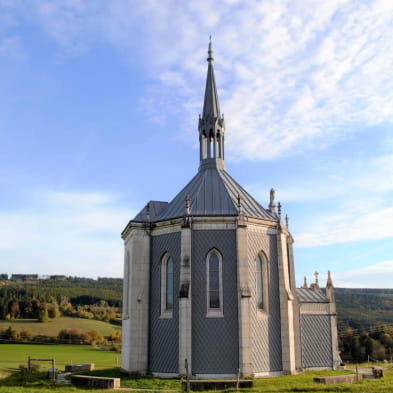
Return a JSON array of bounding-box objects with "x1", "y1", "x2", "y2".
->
[
  {"x1": 0, "y1": 317, "x2": 120, "y2": 338},
  {"x1": 2, "y1": 275, "x2": 393, "y2": 340},
  {"x1": 335, "y1": 288, "x2": 393, "y2": 334}
]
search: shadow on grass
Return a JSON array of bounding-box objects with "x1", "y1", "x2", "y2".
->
[{"x1": 0, "y1": 370, "x2": 65, "y2": 389}]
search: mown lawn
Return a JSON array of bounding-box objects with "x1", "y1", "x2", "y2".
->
[
  {"x1": 0, "y1": 344, "x2": 120, "y2": 373},
  {"x1": 1, "y1": 348, "x2": 393, "y2": 393},
  {"x1": 0, "y1": 316, "x2": 120, "y2": 337},
  {"x1": 2, "y1": 369, "x2": 393, "y2": 393}
]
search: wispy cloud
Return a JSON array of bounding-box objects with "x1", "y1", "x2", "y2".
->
[
  {"x1": 295, "y1": 205, "x2": 393, "y2": 247},
  {"x1": 5, "y1": 1, "x2": 393, "y2": 160},
  {"x1": 0, "y1": 190, "x2": 134, "y2": 277},
  {"x1": 335, "y1": 260, "x2": 393, "y2": 288}
]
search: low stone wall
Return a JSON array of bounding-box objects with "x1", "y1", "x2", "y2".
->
[
  {"x1": 314, "y1": 374, "x2": 362, "y2": 384},
  {"x1": 71, "y1": 375, "x2": 120, "y2": 389},
  {"x1": 182, "y1": 380, "x2": 253, "y2": 391},
  {"x1": 65, "y1": 363, "x2": 94, "y2": 372}
]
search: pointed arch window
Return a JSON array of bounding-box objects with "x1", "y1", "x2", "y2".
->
[
  {"x1": 256, "y1": 253, "x2": 269, "y2": 313},
  {"x1": 206, "y1": 249, "x2": 223, "y2": 318},
  {"x1": 160, "y1": 253, "x2": 173, "y2": 318}
]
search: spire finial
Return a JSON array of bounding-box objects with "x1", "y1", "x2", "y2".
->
[
  {"x1": 285, "y1": 214, "x2": 289, "y2": 228},
  {"x1": 326, "y1": 270, "x2": 333, "y2": 288},
  {"x1": 269, "y1": 188, "x2": 276, "y2": 213},
  {"x1": 278, "y1": 202, "x2": 282, "y2": 218},
  {"x1": 303, "y1": 276, "x2": 308, "y2": 288},
  {"x1": 185, "y1": 195, "x2": 191, "y2": 216},
  {"x1": 207, "y1": 37, "x2": 214, "y2": 62},
  {"x1": 314, "y1": 271, "x2": 319, "y2": 289}
]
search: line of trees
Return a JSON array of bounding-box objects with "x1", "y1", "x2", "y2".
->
[
  {"x1": 340, "y1": 323, "x2": 393, "y2": 362},
  {"x1": 0, "y1": 325, "x2": 121, "y2": 348},
  {"x1": 0, "y1": 282, "x2": 122, "y2": 323}
]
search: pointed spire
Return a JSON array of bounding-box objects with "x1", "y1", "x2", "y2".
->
[
  {"x1": 269, "y1": 188, "x2": 276, "y2": 213},
  {"x1": 325, "y1": 270, "x2": 335, "y2": 302},
  {"x1": 146, "y1": 202, "x2": 151, "y2": 222},
  {"x1": 198, "y1": 39, "x2": 225, "y2": 171},
  {"x1": 202, "y1": 39, "x2": 220, "y2": 119},
  {"x1": 326, "y1": 270, "x2": 333, "y2": 288},
  {"x1": 309, "y1": 271, "x2": 320, "y2": 290},
  {"x1": 185, "y1": 195, "x2": 191, "y2": 216},
  {"x1": 303, "y1": 276, "x2": 308, "y2": 288}
]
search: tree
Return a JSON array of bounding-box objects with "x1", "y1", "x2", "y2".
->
[
  {"x1": 12, "y1": 302, "x2": 20, "y2": 319},
  {"x1": 365, "y1": 337, "x2": 375, "y2": 358},
  {"x1": 48, "y1": 303, "x2": 61, "y2": 319},
  {"x1": 351, "y1": 336, "x2": 362, "y2": 361},
  {"x1": 37, "y1": 306, "x2": 49, "y2": 322}
]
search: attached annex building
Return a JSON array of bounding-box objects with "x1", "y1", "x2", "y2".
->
[{"x1": 121, "y1": 43, "x2": 341, "y2": 377}]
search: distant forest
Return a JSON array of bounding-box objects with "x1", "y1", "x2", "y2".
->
[
  {"x1": 1, "y1": 275, "x2": 393, "y2": 362},
  {"x1": 0, "y1": 276, "x2": 122, "y2": 323},
  {"x1": 335, "y1": 288, "x2": 393, "y2": 362}
]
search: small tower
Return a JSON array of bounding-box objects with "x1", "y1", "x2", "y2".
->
[
  {"x1": 198, "y1": 39, "x2": 225, "y2": 170},
  {"x1": 325, "y1": 270, "x2": 334, "y2": 302},
  {"x1": 269, "y1": 188, "x2": 276, "y2": 213},
  {"x1": 310, "y1": 271, "x2": 320, "y2": 290}
]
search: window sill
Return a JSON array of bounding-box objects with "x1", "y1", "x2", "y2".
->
[
  {"x1": 257, "y1": 309, "x2": 269, "y2": 319},
  {"x1": 159, "y1": 312, "x2": 173, "y2": 319},
  {"x1": 206, "y1": 309, "x2": 224, "y2": 318}
]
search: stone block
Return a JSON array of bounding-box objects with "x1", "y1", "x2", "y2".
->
[
  {"x1": 71, "y1": 375, "x2": 120, "y2": 389},
  {"x1": 65, "y1": 363, "x2": 94, "y2": 372},
  {"x1": 314, "y1": 374, "x2": 362, "y2": 384},
  {"x1": 182, "y1": 379, "x2": 253, "y2": 391}
]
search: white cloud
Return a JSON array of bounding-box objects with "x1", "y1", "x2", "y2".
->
[
  {"x1": 3, "y1": 1, "x2": 393, "y2": 258},
  {"x1": 5, "y1": 1, "x2": 393, "y2": 160},
  {"x1": 335, "y1": 260, "x2": 393, "y2": 288},
  {"x1": 0, "y1": 190, "x2": 135, "y2": 277},
  {"x1": 295, "y1": 206, "x2": 393, "y2": 247}
]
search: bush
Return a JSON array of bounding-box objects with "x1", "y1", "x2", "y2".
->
[{"x1": 37, "y1": 306, "x2": 49, "y2": 322}]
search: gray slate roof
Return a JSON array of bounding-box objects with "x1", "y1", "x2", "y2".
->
[
  {"x1": 133, "y1": 201, "x2": 169, "y2": 222},
  {"x1": 297, "y1": 288, "x2": 328, "y2": 303},
  {"x1": 132, "y1": 167, "x2": 277, "y2": 222}
]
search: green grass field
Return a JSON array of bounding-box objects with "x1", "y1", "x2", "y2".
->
[
  {"x1": 0, "y1": 317, "x2": 120, "y2": 337},
  {"x1": 0, "y1": 344, "x2": 120, "y2": 373},
  {"x1": 1, "y1": 345, "x2": 393, "y2": 393},
  {"x1": 2, "y1": 368, "x2": 393, "y2": 393}
]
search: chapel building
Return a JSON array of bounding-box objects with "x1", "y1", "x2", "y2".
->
[{"x1": 121, "y1": 42, "x2": 341, "y2": 377}]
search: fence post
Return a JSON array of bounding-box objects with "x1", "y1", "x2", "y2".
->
[{"x1": 185, "y1": 358, "x2": 190, "y2": 393}]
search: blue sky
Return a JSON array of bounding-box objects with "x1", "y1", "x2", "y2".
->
[{"x1": 1, "y1": 0, "x2": 393, "y2": 287}]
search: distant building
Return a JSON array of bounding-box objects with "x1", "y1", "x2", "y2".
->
[
  {"x1": 11, "y1": 274, "x2": 38, "y2": 282},
  {"x1": 121, "y1": 42, "x2": 340, "y2": 377},
  {"x1": 0, "y1": 274, "x2": 8, "y2": 280},
  {"x1": 49, "y1": 275, "x2": 67, "y2": 281}
]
